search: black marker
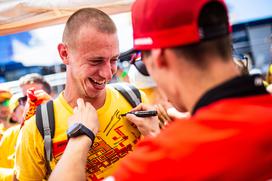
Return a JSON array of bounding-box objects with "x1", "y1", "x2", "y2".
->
[{"x1": 121, "y1": 110, "x2": 158, "y2": 117}]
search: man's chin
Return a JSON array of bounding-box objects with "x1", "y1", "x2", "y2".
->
[{"x1": 85, "y1": 87, "x2": 105, "y2": 98}]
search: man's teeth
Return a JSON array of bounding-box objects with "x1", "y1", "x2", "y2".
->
[{"x1": 93, "y1": 79, "x2": 105, "y2": 85}]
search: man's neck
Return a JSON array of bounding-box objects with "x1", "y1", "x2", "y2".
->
[
  {"x1": 182, "y1": 59, "x2": 240, "y2": 113},
  {"x1": 63, "y1": 88, "x2": 106, "y2": 110}
]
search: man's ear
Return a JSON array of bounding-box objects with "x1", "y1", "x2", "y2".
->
[
  {"x1": 58, "y1": 43, "x2": 69, "y2": 65},
  {"x1": 151, "y1": 49, "x2": 168, "y2": 68}
]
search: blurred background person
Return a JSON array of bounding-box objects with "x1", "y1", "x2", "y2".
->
[
  {"x1": 128, "y1": 51, "x2": 157, "y2": 103},
  {"x1": 0, "y1": 94, "x2": 22, "y2": 170},
  {"x1": 0, "y1": 88, "x2": 13, "y2": 140},
  {"x1": 0, "y1": 90, "x2": 15, "y2": 181},
  {"x1": 8, "y1": 93, "x2": 25, "y2": 125},
  {"x1": 19, "y1": 73, "x2": 52, "y2": 96},
  {"x1": 18, "y1": 73, "x2": 52, "y2": 125},
  {"x1": 0, "y1": 76, "x2": 52, "y2": 181}
]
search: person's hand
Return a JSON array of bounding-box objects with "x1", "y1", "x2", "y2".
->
[
  {"x1": 49, "y1": 99, "x2": 97, "y2": 181},
  {"x1": 21, "y1": 88, "x2": 52, "y2": 123},
  {"x1": 26, "y1": 88, "x2": 51, "y2": 106},
  {"x1": 33, "y1": 89, "x2": 51, "y2": 104},
  {"x1": 167, "y1": 107, "x2": 190, "y2": 120},
  {"x1": 68, "y1": 98, "x2": 99, "y2": 135},
  {"x1": 126, "y1": 103, "x2": 160, "y2": 137},
  {"x1": 154, "y1": 104, "x2": 172, "y2": 128}
]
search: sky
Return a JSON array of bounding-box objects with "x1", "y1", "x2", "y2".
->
[
  {"x1": 4, "y1": 0, "x2": 272, "y2": 66},
  {"x1": 226, "y1": 0, "x2": 272, "y2": 23},
  {"x1": 9, "y1": 13, "x2": 133, "y2": 66}
]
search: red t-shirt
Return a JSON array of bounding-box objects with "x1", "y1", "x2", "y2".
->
[{"x1": 112, "y1": 95, "x2": 272, "y2": 180}]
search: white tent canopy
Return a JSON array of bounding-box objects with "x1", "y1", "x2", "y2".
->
[{"x1": 0, "y1": 0, "x2": 134, "y2": 36}]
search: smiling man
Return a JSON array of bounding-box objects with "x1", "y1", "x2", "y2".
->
[{"x1": 14, "y1": 8, "x2": 148, "y2": 181}]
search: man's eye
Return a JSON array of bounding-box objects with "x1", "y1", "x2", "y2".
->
[
  {"x1": 111, "y1": 58, "x2": 119, "y2": 63},
  {"x1": 88, "y1": 59, "x2": 104, "y2": 65}
]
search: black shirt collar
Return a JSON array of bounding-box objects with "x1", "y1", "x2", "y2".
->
[{"x1": 192, "y1": 75, "x2": 268, "y2": 115}]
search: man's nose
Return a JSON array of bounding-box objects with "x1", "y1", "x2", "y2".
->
[{"x1": 99, "y1": 61, "x2": 114, "y2": 80}]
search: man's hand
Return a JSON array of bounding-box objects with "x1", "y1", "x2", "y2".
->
[
  {"x1": 154, "y1": 104, "x2": 172, "y2": 128},
  {"x1": 167, "y1": 107, "x2": 190, "y2": 120},
  {"x1": 126, "y1": 103, "x2": 160, "y2": 137},
  {"x1": 68, "y1": 98, "x2": 99, "y2": 135},
  {"x1": 49, "y1": 98, "x2": 99, "y2": 181}
]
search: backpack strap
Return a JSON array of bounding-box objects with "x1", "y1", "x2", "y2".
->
[
  {"x1": 36, "y1": 100, "x2": 55, "y2": 175},
  {"x1": 111, "y1": 83, "x2": 142, "y2": 108}
]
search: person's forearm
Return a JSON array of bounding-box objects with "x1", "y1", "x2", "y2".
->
[{"x1": 49, "y1": 136, "x2": 91, "y2": 181}]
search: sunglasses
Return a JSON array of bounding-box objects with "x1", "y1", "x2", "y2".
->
[{"x1": 130, "y1": 51, "x2": 150, "y2": 76}]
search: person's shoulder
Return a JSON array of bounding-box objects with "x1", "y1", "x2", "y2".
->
[
  {"x1": 107, "y1": 82, "x2": 146, "y2": 100},
  {"x1": 106, "y1": 83, "x2": 127, "y2": 99},
  {"x1": 21, "y1": 115, "x2": 42, "y2": 139},
  {"x1": 106, "y1": 84, "x2": 118, "y2": 94},
  {"x1": 17, "y1": 115, "x2": 44, "y2": 152},
  {"x1": 3, "y1": 125, "x2": 20, "y2": 137},
  {"x1": 53, "y1": 92, "x2": 74, "y2": 114}
]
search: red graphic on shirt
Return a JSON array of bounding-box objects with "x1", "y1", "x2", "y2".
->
[
  {"x1": 52, "y1": 139, "x2": 67, "y2": 158},
  {"x1": 52, "y1": 111, "x2": 140, "y2": 180}
]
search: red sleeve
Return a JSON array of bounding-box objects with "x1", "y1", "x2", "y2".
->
[
  {"x1": 111, "y1": 112, "x2": 272, "y2": 181},
  {"x1": 112, "y1": 137, "x2": 173, "y2": 181},
  {"x1": 112, "y1": 119, "x2": 201, "y2": 180}
]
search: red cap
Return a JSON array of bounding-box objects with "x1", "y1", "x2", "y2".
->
[{"x1": 132, "y1": 0, "x2": 231, "y2": 50}]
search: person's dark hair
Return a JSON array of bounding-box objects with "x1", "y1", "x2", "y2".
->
[
  {"x1": 63, "y1": 8, "x2": 117, "y2": 48},
  {"x1": 141, "y1": 51, "x2": 151, "y2": 60},
  {"x1": 19, "y1": 73, "x2": 52, "y2": 94},
  {"x1": 172, "y1": 1, "x2": 232, "y2": 68},
  {"x1": 41, "y1": 81, "x2": 52, "y2": 95}
]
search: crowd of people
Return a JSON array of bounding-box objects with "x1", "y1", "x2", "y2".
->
[
  {"x1": 0, "y1": 73, "x2": 52, "y2": 180},
  {"x1": 1, "y1": 0, "x2": 272, "y2": 180}
]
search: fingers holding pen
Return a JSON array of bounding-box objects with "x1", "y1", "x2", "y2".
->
[
  {"x1": 126, "y1": 103, "x2": 160, "y2": 137},
  {"x1": 130, "y1": 103, "x2": 153, "y2": 112}
]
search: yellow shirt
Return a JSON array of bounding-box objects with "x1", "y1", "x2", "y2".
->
[
  {"x1": 0, "y1": 125, "x2": 20, "y2": 169},
  {"x1": 15, "y1": 85, "x2": 148, "y2": 180},
  {"x1": 0, "y1": 125, "x2": 7, "y2": 141}
]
